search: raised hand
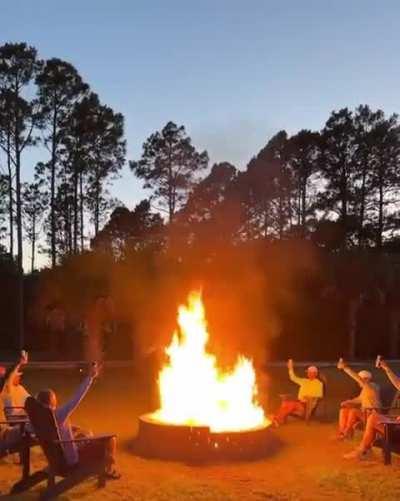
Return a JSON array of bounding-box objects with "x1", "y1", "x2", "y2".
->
[
  {"x1": 20, "y1": 350, "x2": 28, "y2": 365},
  {"x1": 337, "y1": 357, "x2": 345, "y2": 370},
  {"x1": 89, "y1": 362, "x2": 101, "y2": 379},
  {"x1": 379, "y1": 358, "x2": 389, "y2": 371},
  {"x1": 287, "y1": 359, "x2": 294, "y2": 371}
]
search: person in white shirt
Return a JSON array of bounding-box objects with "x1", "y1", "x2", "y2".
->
[
  {"x1": 37, "y1": 362, "x2": 119, "y2": 479},
  {"x1": 336, "y1": 359, "x2": 381, "y2": 439},
  {"x1": 0, "y1": 354, "x2": 29, "y2": 453},
  {"x1": 1, "y1": 351, "x2": 30, "y2": 421},
  {"x1": 344, "y1": 358, "x2": 400, "y2": 460}
]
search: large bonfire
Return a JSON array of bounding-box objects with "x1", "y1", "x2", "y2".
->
[{"x1": 152, "y1": 291, "x2": 268, "y2": 432}]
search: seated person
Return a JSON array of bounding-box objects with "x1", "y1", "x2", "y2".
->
[
  {"x1": 0, "y1": 355, "x2": 30, "y2": 454},
  {"x1": 1, "y1": 351, "x2": 30, "y2": 421},
  {"x1": 36, "y1": 362, "x2": 120, "y2": 479},
  {"x1": 344, "y1": 357, "x2": 400, "y2": 460},
  {"x1": 336, "y1": 358, "x2": 381, "y2": 439},
  {"x1": 272, "y1": 359, "x2": 323, "y2": 425}
]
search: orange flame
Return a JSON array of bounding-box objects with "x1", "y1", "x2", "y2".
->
[{"x1": 152, "y1": 291, "x2": 269, "y2": 432}]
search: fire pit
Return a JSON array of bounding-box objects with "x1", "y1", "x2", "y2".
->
[
  {"x1": 136, "y1": 291, "x2": 272, "y2": 461},
  {"x1": 136, "y1": 414, "x2": 272, "y2": 461}
]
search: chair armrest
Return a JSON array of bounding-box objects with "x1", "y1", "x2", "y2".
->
[
  {"x1": 0, "y1": 419, "x2": 28, "y2": 425},
  {"x1": 0, "y1": 419, "x2": 29, "y2": 434},
  {"x1": 55, "y1": 434, "x2": 115, "y2": 445},
  {"x1": 382, "y1": 420, "x2": 400, "y2": 427}
]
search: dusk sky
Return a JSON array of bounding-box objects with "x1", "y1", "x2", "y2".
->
[{"x1": 2, "y1": 0, "x2": 400, "y2": 210}]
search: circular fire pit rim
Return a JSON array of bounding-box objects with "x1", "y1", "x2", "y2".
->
[
  {"x1": 140, "y1": 412, "x2": 271, "y2": 434},
  {"x1": 136, "y1": 412, "x2": 274, "y2": 461}
]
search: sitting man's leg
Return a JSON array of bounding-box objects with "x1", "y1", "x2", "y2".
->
[
  {"x1": 344, "y1": 411, "x2": 384, "y2": 459},
  {"x1": 342, "y1": 408, "x2": 363, "y2": 437},
  {"x1": 274, "y1": 400, "x2": 304, "y2": 425},
  {"x1": 78, "y1": 437, "x2": 120, "y2": 479},
  {"x1": 338, "y1": 407, "x2": 350, "y2": 437}
]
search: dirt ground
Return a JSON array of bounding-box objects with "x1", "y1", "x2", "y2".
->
[{"x1": 1, "y1": 366, "x2": 400, "y2": 500}]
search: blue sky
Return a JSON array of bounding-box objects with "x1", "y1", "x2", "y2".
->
[{"x1": 2, "y1": 1, "x2": 400, "y2": 210}]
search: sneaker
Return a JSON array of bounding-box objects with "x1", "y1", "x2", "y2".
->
[
  {"x1": 330, "y1": 432, "x2": 346, "y2": 441},
  {"x1": 343, "y1": 448, "x2": 366, "y2": 460}
]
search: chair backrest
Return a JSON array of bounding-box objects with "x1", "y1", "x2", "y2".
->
[
  {"x1": 379, "y1": 384, "x2": 398, "y2": 409},
  {"x1": 4, "y1": 406, "x2": 28, "y2": 422},
  {"x1": 318, "y1": 372, "x2": 327, "y2": 398},
  {"x1": 25, "y1": 396, "x2": 68, "y2": 475}
]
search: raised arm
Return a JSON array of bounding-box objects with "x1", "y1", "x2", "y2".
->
[
  {"x1": 1, "y1": 351, "x2": 28, "y2": 394},
  {"x1": 56, "y1": 363, "x2": 99, "y2": 424},
  {"x1": 337, "y1": 358, "x2": 364, "y2": 387},
  {"x1": 380, "y1": 359, "x2": 400, "y2": 392},
  {"x1": 287, "y1": 359, "x2": 303, "y2": 385}
]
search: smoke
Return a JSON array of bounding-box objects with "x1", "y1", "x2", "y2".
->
[{"x1": 31, "y1": 236, "x2": 322, "y2": 370}]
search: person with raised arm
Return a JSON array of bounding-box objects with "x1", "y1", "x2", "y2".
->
[
  {"x1": 37, "y1": 362, "x2": 120, "y2": 479},
  {"x1": 0, "y1": 352, "x2": 30, "y2": 453},
  {"x1": 344, "y1": 357, "x2": 399, "y2": 460},
  {"x1": 272, "y1": 359, "x2": 323, "y2": 426},
  {"x1": 1, "y1": 350, "x2": 30, "y2": 421},
  {"x1": 335, "y1": 358, "x2": 381, "y2": 440}
]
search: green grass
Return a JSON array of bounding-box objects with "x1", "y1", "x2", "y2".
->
[{"x1": 0, "y1": 365, "x2": 399, "y2": 500}]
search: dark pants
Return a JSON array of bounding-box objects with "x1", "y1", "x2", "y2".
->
[{"x1": 78, "y1": 436, "x2": 116, "y2": 471}]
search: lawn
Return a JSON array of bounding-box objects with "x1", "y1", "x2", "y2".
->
[{"x1": 1, "y1": 365, "x2": 400, "y2": 500}]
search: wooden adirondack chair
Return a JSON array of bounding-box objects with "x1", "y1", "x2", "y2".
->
[
  {"x1": 279, "y1": 372, "x2": 327, "y2": 424},
  {"x1": 0, "y1": 417, "x2": 38, "y2": 494},
  {"x1": 4, "y1": 405, "x2": 28, "y2": 422},
  {"x1": 370, "y1": 386, "x2": 400, "y2": 465},
  {"x1": 24, "y1": 396, "x2": 116, "y2": 500}
]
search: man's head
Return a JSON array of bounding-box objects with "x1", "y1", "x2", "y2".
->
[
  {"x1": 358, "y1": 370, "x2": 372, "y2": 383},
  {"x1": 37, "y1": 389, "x2": 57, "y2": 410},
  {"x1": 306, "y1": 366, "x2": 319, "y2": 380}
]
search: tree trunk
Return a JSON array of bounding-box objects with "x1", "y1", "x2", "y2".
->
[
  {"x1": 50, "y1": 107, "x2": 57, "y2": 267},
  {"x1": 94, "y1": 176, "x2": 99, "y2": 236},
  {"x1": 278, "y1": 180, "x2": 284, "y2": 239},
  {"x1": 301, "y1": 177, "x2": 307, "y2": 227},
  {"x1": 6, "y1": 130, "x2": 13, "y2": 257},
  {"x1": 348, "y1": 296, "x2": 360, "y2": 359},
  {"x1": 358, "y1": 156, "x2": 367, "y2": 247},
  {"x1": 73, "y1": 167, "x2": 78, "y2": 253},
  {"x1": 31, "y1": 213, "x2": 35, "y2": 273},
  {"x1": 15, "y1": 132, "x2": 24, "y2": 349},
  {"x1": 377, "y1": 170, "x2": 384, "y2": 248},
  {"x1": 79, "y1": 171, "x2": 84, "y2": 251}
]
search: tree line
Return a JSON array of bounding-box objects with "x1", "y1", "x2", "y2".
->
[
  {"x1": 96, "y1": 110, "x2": 400, "y2": 257},
  {"x1": 2, "y1": 42, "x2": 400, "y2": 274},
  {"x1": 0, "y1": 42, "x2": 125, "y2": 273}
]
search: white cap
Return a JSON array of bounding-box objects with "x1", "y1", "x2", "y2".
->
[
  {"x1": 358, "y1": 370, "x2": 372, "y2": 380},
  {"x1": 307, "y1": 366, "x2": 319, "y2": 374}
]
